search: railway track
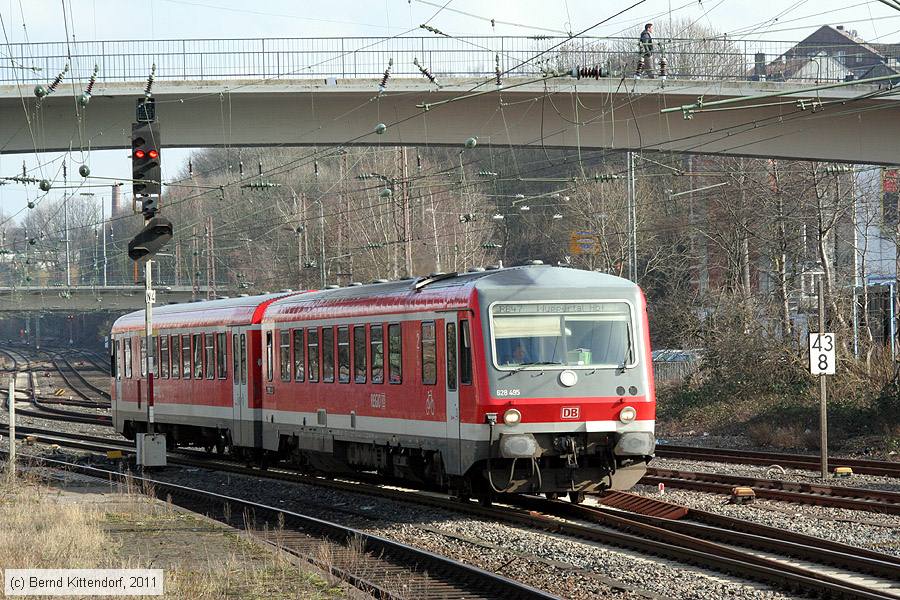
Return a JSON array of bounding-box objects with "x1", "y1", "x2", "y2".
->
[
  {"x1": 0, "y1": 348, "x2": 111, "y2": 426},
  {"x1": 6, "y1": 426, "x2": 899, "y2": 599},
  {"x1": 656, "y1": 444, "x2": 900, "y2": 478},
  {"x1": 643, "y1": 467, "x2": 900, "y2": 515},
  {"x1": 2, "y1": 447, "x2": 557, "y2": 600},
  {"x1": 47, "y1": 352, "x2": 111, "y2": 402}
]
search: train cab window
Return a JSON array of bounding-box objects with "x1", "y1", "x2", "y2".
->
[
  {"x1": 370, "y1": 325, "x2": 384, "y2": 384},
  {"x1": 193, "y1": 334, "x2": 203, "y2": 379},
  {"x1": 279, "y1": 330, "x2": 291, "y2": 382},
  {"x1": 171, "y1": 335, "x2": 180, "y2": 379},
  {"x1": 204, "y1": 334, "x2": 214, "y2": 379},
  {"x1": 337, "y1": 326, "x2": 350, "y2": 383},
  {"x1": 240, "y1": 334, "x2": 247, "y2": 385},
  {"x1": 293, "y1": 329, "x2": 305, "y2": 382},
  {"x1": 388, "y1": 323, "x2": 402, "y2": 384},
  {"x1": 124, "y1": 338, "x2": 132, "y2": 379},
  {"x1": 446, "y1": 323, "x2": 457, "y2": 391},
  {"x1": 322, "y1": 327, "x2": 335, "y2": 383},
  {"x1": 421, "y1": 322, "x2": 436, "y2": 385},
  {"x1": 266, "y1": 331, "x2": 274, "y2": 382},
  {"x1": 353, "y1": 326, "x2": 366, "y2": 383},
  {"x1": 140, "y1": 338, "x2": 147, "y2": 377},
  {"x1": 181, "y1": 335, "x2": 191, "y2": 379},
  {"x1": 459, "y1": 320, "x2": 472, "y2": 385},
  {"x1": 216, "y1": 332, "x2": 227, "y2": 379},
  {"x1": 307, "y1": 329, "x2": 319, "y2": 383},
  {"x1": 160, "y1": 336, "x2": 170, "y2": 379}
]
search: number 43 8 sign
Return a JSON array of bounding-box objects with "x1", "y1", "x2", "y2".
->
[{"x1": 809, "y1": 333, "x2": 836, "y2": 375}]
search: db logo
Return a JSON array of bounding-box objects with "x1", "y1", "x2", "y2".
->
[{"x1": 561, "y1": 406, "x2": 580, "y2": 420}]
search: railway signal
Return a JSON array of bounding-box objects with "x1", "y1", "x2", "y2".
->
[
  {"x1": 132, "y1": 121, "x2": 161, "y2": 202},
  {"x1": 128, "y1": 216, "x2": 173, "y2": 261}
]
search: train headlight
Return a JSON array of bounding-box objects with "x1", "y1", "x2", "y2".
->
[
  {"x1": 503, "y1": 408, "x2": 522, "y2": 425},
  {"x1": 619, "y1": 405, "x2": 637, "y2": 424}
]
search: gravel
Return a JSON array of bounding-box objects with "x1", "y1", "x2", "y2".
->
[
  {"x1": 1, "y1": 441, "x2": 798, "y2": 600},
  {"x1": 652, "y1": 456, "x2": 900, "y2": 493},
  {"x1": 630, "y1": 478, "x2": 900, "y2": 558}
]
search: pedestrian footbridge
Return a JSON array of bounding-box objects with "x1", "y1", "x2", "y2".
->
[{"x1": 2, "y1": 36, "x2": 898, "y2": 163}]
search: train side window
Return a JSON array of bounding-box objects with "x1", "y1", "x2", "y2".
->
[
  {"x1": 112, "y1": 340, "x2": 119, "y2": 380},
  {"x1": 265, "y1": 331, "x2": 274, "y2": 382},
  {"x1": 421, "y1": 321, "x2": 436, "y2": 385},
  {"x1": 193, "y1": 334, "x2": 203, "y2": 379},
  {"x1": 181, "y1": 335, "x2": 191, "y2": 379},
  {"x1": 370, "y1": 325, "x2": 384, "y2": 384},
  {"x1": 293, "y1": 329, "x2": 305, "y2": 382},
  {"x1": 307, "y1": 328, "x2": 319, "y2": 382},
  {"x1": 160, "y1": 335, "x2": 169, "y2": 379},
  {"x1": 232, "y1": 334, "x2": 239, "y2": 386},
  {"x1": 140, "y1": 338, "x2": 147, "y2": 377},
  {"x1": 216, "y1": 332, "x2": 227, "y2": 379},
  {"x1": 279, "y1": 330, "x2": 291, "y2": 382},
  {"x1": 337, "y1": 326, "x2": 350, "y2": 383},
  {"x1": 353, "y1": 325, "x2": 366, "y2": 383},
  {"x1": 322, "y1": 327, "x2": 335, "y2": 383},
  {"x1": 151, "y1": 336, "x2": 159, "y2": 377},
  {"x1": 205, "y1": 334, "x2": 214, "y2": 379},
  {"x1": 171, "y1": 335, "x2": 180, "y2": 379},
  {"x1": 239, "y1": 334, "x2": 247, "y2": 385},
  {"x1": 459, "y1": 320, "x2": 472, "y2": 385},
  {"x1": 124, "y1": 338, "x2": 132, "y2": 379},
  {"x1": 446, "y1": 323, "x2": 457, "y2": 391},
  {"x1": 388, "y1": 323, "x2": 402, "y2": 384}
]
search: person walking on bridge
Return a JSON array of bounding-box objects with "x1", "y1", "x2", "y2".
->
[{"x1": 635, "y1": 23, "x2": 653, "y2": 78}]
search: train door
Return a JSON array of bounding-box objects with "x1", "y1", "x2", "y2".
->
[
  {"x1": 113, "y1": 337, "x2": 122, "y2": 402},
  {"x1": 444, "y1": 316, "x2": 462, "y2": 474},
  {"x1": 231, "y1": 328, "x2": 248, "y2": 446}
]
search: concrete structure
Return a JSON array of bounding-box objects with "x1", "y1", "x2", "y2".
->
[
  {"x1": 2, "y1": 76, "x2": 900, "y2": 164},
  {"x1": 0, "y1": 285, "x2": 220, "y2": 313}
]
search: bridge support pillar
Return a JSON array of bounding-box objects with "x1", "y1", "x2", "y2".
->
[{"x1": 34, "y1": 315, "x2": 40, "y2": 350}]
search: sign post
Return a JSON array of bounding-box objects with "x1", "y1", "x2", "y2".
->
[
  {"x1": 7, "y1": 377, "x2": 14, "y2": 480},
  {"x1": 808, "y1": 276, "x2": 835, "y2": 480}
]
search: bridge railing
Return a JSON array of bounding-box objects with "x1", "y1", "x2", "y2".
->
[{"x1": 0, "y1": 35, "x2": 871, "y2": 85}]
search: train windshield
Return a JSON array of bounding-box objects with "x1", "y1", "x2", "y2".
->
[{"x1": 490, "y1": 301, "x2": 635, "y2": 370}]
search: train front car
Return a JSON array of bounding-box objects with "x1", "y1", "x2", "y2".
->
[{"x1": 468, "y1": 266, "x2": 655, "y2": 502}]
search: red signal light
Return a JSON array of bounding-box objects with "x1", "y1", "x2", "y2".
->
[
  {"x1": 148, "y1": 149, "x2": 159, "y2": 159},
  {"x1": 134, "y1": 149, "x2": 146, "y2": 159}
]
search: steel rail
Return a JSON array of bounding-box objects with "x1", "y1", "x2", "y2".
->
[
  {"x1": 655, "y1": 444, "x2": 900, "y2": 478},
  {"x1": 2, "y1": 451, "x2": 559, "y2": 600},
  {"x1": 46, "y1": 352, "x2": 110, "y2": 401},
  {"x1": 643, "y1": 468, "x2": 900, "y2": 515},
  {"x1": 0, "y1": 349, "x2": 110, "y2": 426},
  {"x1": 8, "y1": 429, "x2": 897, "y2": 599}
]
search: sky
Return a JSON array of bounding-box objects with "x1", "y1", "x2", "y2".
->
[{"x1": 2, "y1": 0, "x2": 900, "y2": 224}]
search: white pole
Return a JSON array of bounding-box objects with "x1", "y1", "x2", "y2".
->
[
  {"x1": 145, "y1": 259, "x2": 155, "y2": 434},
  {"x1": 64, "y1": 191, "x2": 71, "y2": 287},
  {"x1": 627, "y1": 151, "x2": 637, "y2": 281},
  {"x1": 7, "y1": 377, "x2": 15, "y2": 478},
  {"x1": 102, "y1": 195, "x2": 108, "y2": 287}
]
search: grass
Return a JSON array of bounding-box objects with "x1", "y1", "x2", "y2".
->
[{"x1": 0, "y1": 468, "x2": 344, "y2": 599}]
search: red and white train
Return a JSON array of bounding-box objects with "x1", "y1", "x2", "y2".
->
[{"x1": 111, "y1": 264, "x2": 656, "y2": 502}]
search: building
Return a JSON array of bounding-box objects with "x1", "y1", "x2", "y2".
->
[{"x1": 758, "y1": 25, "x2": 900, "y2": 82}]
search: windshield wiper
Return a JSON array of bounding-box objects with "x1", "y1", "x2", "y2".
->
[
  {"x1": 619, "y1": 327, "x2": 633, "y2": 371},
  {"x1": 514, "y1": 360, "x2": 562, "y2": 372}
]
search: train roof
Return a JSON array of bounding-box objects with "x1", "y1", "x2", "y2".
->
[
  {"x1": 111, "y1": 291, "x2": 302, "y2": 333},
  {"x1": 263, "y1": 265, "x2": 638, "y2": 322},
  {"x1": 109, "y1": 267, "x2": 640, "y2": 333}
]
